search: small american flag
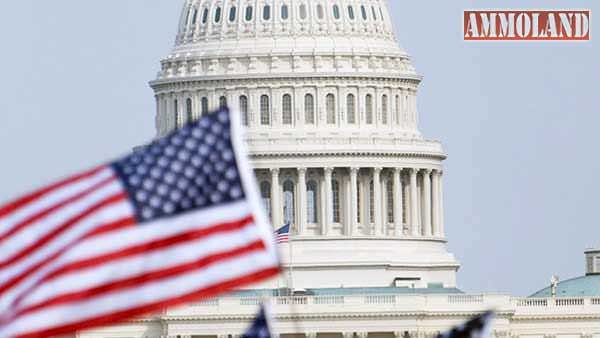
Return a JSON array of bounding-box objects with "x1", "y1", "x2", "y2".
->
[
  {"x1": 242, "y1": 305, "x2": 273, "y2": 338},
  {"x1": 437, "y1": 311, "x2": 494, "y2": 338},
  {"x1": 0, "y1": 108, "x2": 280, "y2": 338},
  {"x1": 274, "y1": 224, "x2": 290, "y2": 244}
]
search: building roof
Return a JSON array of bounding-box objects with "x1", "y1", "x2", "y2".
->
[
  {"x1": 530, "y1": 274, "x2": 600, "y2": 298},
  {"x1": 230, "y1": 286, "x2": 464, "y2": 297}
]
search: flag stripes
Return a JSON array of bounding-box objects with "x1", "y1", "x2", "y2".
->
[{"x1": 0, "y1": 109, "x2": 280, "y2": 338}]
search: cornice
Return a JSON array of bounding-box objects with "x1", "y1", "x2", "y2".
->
[{"x1": 248, "y1": 151, "x2": 447, "y2": 161}]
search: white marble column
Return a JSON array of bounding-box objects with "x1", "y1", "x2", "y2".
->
[
  {"x1": 393, "y1": 168, "x2": 404, "y2": 237},
  {"x1": 324, "y1": 167, "x2": 333, "y2": 236},
  {"x1": 439, "y1": 170, "x2": 446, "y2": 237},
  {"x1": 350, "y1": 167, "x2": 359, "y2": 236},
  {"x1": 373, "y1": 167, "x2": 383, "y2": 235},
  {"x1": 271, "y1": 168, "x2": 281, "y2": 227},
  {"x1": 297, "y1": 167, "x2": 307, "y2": 235},
  {"x1": 410, "y1": 168, "x2": 419, "y2": 236},
  {"x1": 431, "y1": 169, "x2": 441, "y2": 237},
  {"x1": 422, "y1": 169, "x2": 432, "y2": 236}
]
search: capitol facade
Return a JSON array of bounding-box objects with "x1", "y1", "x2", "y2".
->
[{"x1": 81, "y1": 1, "x2": 600, "y2": 337}]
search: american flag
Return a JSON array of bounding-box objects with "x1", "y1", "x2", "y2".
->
[
  {"x1": 242, "y1": 305, "x2": 273, "y2": 338},
  {"x1": 0, "y1": 108, "x2": 280, "y2": 338},
  {"x1": 437, "y1": 311, "x2": 495, "y2": 338},
  {"x1": 274, "y1": 224, "x2": 290, "y2": 244}
]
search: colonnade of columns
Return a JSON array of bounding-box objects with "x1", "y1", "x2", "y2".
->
[{"x1": 257, "y1": 166, "x2": 445, "y2": 238}]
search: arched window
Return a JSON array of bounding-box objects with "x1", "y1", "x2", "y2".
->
[
  {"x1": 382, "y1": 94, "x2": 388, "y2": 124},
  {"x1": 369, "y1": 180, "x2": 374, "y2": 224},
  {"x1": 347, "y1": 94, "x2": 356, "y2": 124},
  {"x1": 282, "y1": 94, "x2": 292, "y2": 125},
  {"x1": 283, "y1": 180, "x2": 295, "y2": 225},
  {"x1": 379, "y1": 7, "x2": 385, "y2": 21},
  {"x1": 219, "y1": 96, "x2": 227, "y2": 109},
  {"x1": 263, "y1": 4, "x2": 271, "y2": 20},
  {"x1": 307, "y1": 180, "x2": 318, "y2": 224},
  {"x1": 386, "y1": 179, "x2": 394, "y2": 223},
  {"x1": 333, "y1": 5, "x2": 341, "y2": 20},
  {"x1": 202, "y1": 8, "x2": 209, "y2": 24},
  {"x1": 260, "y1": 181, "x2": 271, "y2": 219},
  {"x1": 395, "y1": 95, "x2": 401, "y2": 124},
  {"x1": 366, "y1": 94, "x2": 373, "y2": 124},
  {"x1": 245, "y1": 6, "x2": 253, "y2": 21},
  {"x1": 260, "y1": 95, "x2": 270, "y2": 125},
  {"x1": 304, "y1": 93, "x2": 315, "y2": 124},
  {"x1": 348, "y1": 6, "x2": 355, "y2": 20},
  {"x1": 201, "y1": 97, "x2": 208, "y2": 116},
  {"x1": 316, "y1": 4, "x2": 324, "y2": 19},
  {"x1": 174, "y1": 99, "x2": 181, "y2": 126},
  {"x1": 361, "y1": 5, "x2": 367, "y2": 20},
  {"x1": 239, "y1": 95, "x2": 248, "y2": 126},
  {"x1": 299, "y1": 4, "x2": 308, "y2": 20},
  {"x1": 281, "y1": 4, "x2": 289, "y2": 20},
  {"x1": 326, "y1": 93, "x2": 336, "y2": 124},
  {"x1": 186, "y1": 98, "x2": 193, "y2": 122},
  {"x1": 214, "y1": 6, "x2": 222, "y2": 23},
  {"x1": 332, "y1": 179, "x2": 341, "y2": 223},
  {"x1": 229, "y1": 6, "x2": 237, "y2": 22},
  {"x1": 191, "y1": 8, "x2": 199, "y2": 24},
  {"x1": 371, "y1": 6, "x2": 377, "y2": 20}
]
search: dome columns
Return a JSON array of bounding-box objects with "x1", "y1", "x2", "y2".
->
[{"x1": 257, "y1": 166, "x2": 446, "y2": 240}]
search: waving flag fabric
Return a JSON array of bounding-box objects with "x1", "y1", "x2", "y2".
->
[
  {"x1": 437, "y1": 311, "x2": 495, "y2": 338},
  {"x1": 242, "y1": 305, "x2": 273, "y2": 338},
  {"x1": 274, "y1": 224, "x2": 290, "y2": 244},
  {"x1": 0, "y1": 108, "x2": 280, "y2": 338}
]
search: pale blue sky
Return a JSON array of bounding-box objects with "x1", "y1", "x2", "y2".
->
[{"x1": 0, "y1": 1, "x2": 597, "y2": 296}]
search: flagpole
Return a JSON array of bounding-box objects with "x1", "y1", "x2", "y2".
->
[{"x1": 288, "y1": 224, "x2": 294, "y2": 291}]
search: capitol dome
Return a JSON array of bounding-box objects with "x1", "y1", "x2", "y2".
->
[{"x1": 150, "y1": 0, "x2": 459, "y2": 289}]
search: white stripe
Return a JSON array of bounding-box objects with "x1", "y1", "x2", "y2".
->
[
  {"x1": 0, "y1": 180, "x2": 123, "y2": 258},
  {"x1": 1, "y1": 250, "x2": 278, "y2": 338},
  {"x1": 0, "y1": 168, "x2": 113, "y2": 239},
  {"x1": 0, "y1": 200, "x2": 247, "y2": 313},
  {"x1": 17, "y1": 222, "x2": 261, "y2": 310},
  {"x1": 54, "y1": 200, "x2": 251, "y2": 265},
  {"x1": 0, "y1": 202, "x2": 133, "y2": 314}
]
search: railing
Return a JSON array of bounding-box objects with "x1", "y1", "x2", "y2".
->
[
  {"x1": 364, "y1": 295, "x2": 396, "y2": 304},
  {"x1": 591, "y1": 298, "x2": 600, "y2": 305},
  {"x1": 192, "y1": 298, "x2": 219, "y2": 307},
  {"x1": 314, "y1": 296, "x2": 345, "y2": 305},
  {"x1": 447, "y1": 295, "x2": 483, "y2": 304},
  {"x1": 555, "y1": 298, "x2": 585, "y2": 306},
  {"x1": 516, "y1": 298, "x2": 548, "y2": 307}
]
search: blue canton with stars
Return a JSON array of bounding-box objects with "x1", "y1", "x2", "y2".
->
[
  {"x1": 243, "y1": 306, "x2": 272, "y2": 338},
  {"x1": 111, "y1": 108, "x2": 246, "y2": 223}
]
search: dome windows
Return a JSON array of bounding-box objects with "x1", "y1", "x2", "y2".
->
[
  {"x1": 186, "y1": 98, "x2": 193, "y2": 122},
  {"x1": 316, "y1": 4, "x2": 325, "y2": 20},
  {"x1": 283, "y1": 180, "x2": 295, "y2": 225},
  {"x1": 371, "y1": 6, "x2": 377, "y2": 21},
  {"x1": 333, "y1": 5, "x2": 341, "y2": 20},
  {"x1": 361, "y1": 5, "x2": 368, "y2": 20},
  {"x1": 229, "y1": 6, "x2": 237, "y2": 22},
  {"x1": 326, "y1": 94, "x2": 336, "y2": 124},
  {"x1": 281, "y1": 4, "x2": 289, "y2": 20},
  {"x1": 263, "y1": 4, "x2": 271, "y2": 21},
  {"x1": 245, "y1": 6, "x2": 253, "y2": 21},
  {"x1": 307, "y1": 180, "x2": 319, "y2": 224},
  {"x1": 282, "y1": 94, "x2": 293, "y2": 125},
  {"x1": 332, "y1": 179, "x2": 341, "y2": 223},
  {"x1": 191, "y1": 8, "x2": 198, "y2": 25},
  {"x1": 299, "y1": 4, "x2": 308, "y2": 20},
  {"x1": 260, "y1": 95, "x2": 270, "y2": 125},
  {"x1": 239, "y1": 95, "x2": 248, "y2": 126},
  {"x1": 382, "y1": 94, "x2": 389, "y2": 124},
  {"x1": 304, "y1": 94, "x2": 315, "y2": 124},
  {"x1": 202, "y1": 8, "x2": 209, "y2": 24},
  {"x1": 214, "y1": 7, "x2": 222, "y2": 23},
  {"x1": 201, "y1": 97, "x2": 208, "y2": 116},
  {"x1": 219, "y1": 96, "x2": 227, "y2": 109},
  {"x1": 366, "y1": 94, "x2": 374, "y2": 124},
  {"x1": 348, "y1": 6, "x2": 355, "y2": 20},
  {"x1": 347, "y1": 94, "x2": 356, "y2": 124},
  {"x1": 260, "y1": 181, "x2": 271, "y2": 218}
]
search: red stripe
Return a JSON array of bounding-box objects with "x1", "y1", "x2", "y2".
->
[
  {"x1": 0, "y1": 191, "x2": 127, "y2": 272},
  {"x1": 0, "y1": 175, "x2": 117, "y2": 246},
  {"x1": 15, "y1": 267, "x2": 280, "y2": 338},
  {"x1": 0, "y1": 217, "x2": 136, "y2": 300},
  {"x1": 33, "y1": 215, "x2": 254, "y2": 286},
  {"x1": 0, "y1": 165, "x2": 106, "y2": 219},
  {"x1": 12, "y1": 240, "x2": 267, "y2": 320},
  {"x1": 6, "y1": 215, "x2": 255, "y2": 311}
]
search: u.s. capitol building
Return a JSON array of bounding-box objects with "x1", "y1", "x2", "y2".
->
[{"x1": 82, "y1": 0, "x2": 600, "y2": 337}]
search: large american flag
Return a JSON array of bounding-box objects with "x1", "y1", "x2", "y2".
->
[{"x1": 0, "y1": 108, "x2": 280, "y2": 338}]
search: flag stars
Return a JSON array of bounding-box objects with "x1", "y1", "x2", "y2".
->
[{"x1": 112, "y1": 110, "x2": 246, "y2": 223}]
